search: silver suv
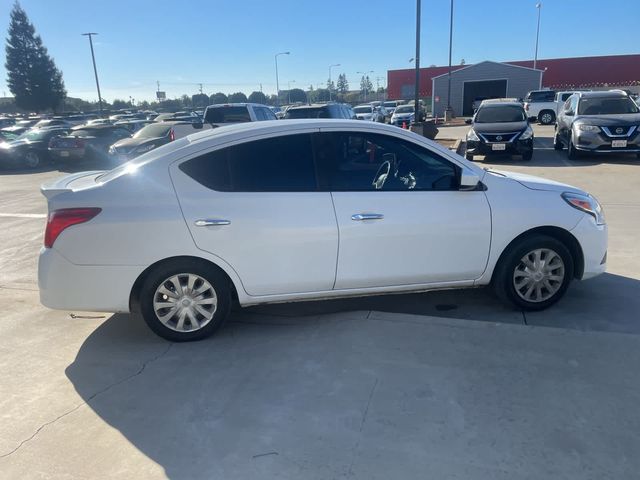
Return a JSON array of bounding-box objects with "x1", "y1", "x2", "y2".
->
[{"x1": 554, "y1": 90, "x2": 640, "y2": 159}]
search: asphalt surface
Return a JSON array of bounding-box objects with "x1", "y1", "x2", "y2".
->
[{"x1": 1, "y1": 124, "x2": 639, "y2": 479}]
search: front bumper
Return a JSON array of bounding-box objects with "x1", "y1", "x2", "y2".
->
[
  {"x1": 574, "y1": 129, "x2": 640, "y2": 153},
  {"x1": 38, "y1": 247, "x2": 143, "y2": 313},
  {"x1": 569, "y1": 215, "x2": 608, "y2": 280},
  {"x1": 466, "y1": 137, "x2": 533, "y2": 156}
]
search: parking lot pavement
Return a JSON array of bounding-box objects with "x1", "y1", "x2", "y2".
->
[{"x1": 1, "y1": 132, "x2": 639, "y2": 478}]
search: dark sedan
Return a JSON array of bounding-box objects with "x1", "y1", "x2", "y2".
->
[
  {"x1": 465, "y1": 100, "x2": 534, "y2": 161},
  {"x1": 48, "y1": 125, "x2": 131, "y2": 163},
  {"x1": 0, "y1": 127, "x2": 69, "y2": 169}
]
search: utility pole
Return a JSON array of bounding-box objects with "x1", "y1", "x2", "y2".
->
[
  {"x1": 274, "y1": 51, "x2": 290, "y2": 106},
  {"x1": 414, "y1": 0, "x2": 421, "y2": 122},
  {"x1": 328, "y1": 63, "x2": 340, "y2": 101},
  {"x1": 534, "y1": 3, "x2": 542, "y2": 70},
  {"x1": 198, "y1": 83, "x2": 203, "y2": 94},
  {"x1": 81, "y1": 33, "x2": 103, "y2": 116},
  {"x1": 445, "y1": 0, "x2": 454, "y2": 121}
]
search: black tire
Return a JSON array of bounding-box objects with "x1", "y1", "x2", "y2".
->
[
  {"x1": 567, "y1": 132, "x2": 580, "y2": 160},
  {"x1": 493, "y1": 234, "x2": 574, "y2": 311},
  {"x1": 139, "y1": 259, "x2": 232, "y2": 342},
  {"x1": 465, "y1": 152, "x2": 474, "y2": 161},
  {"x1": 522, "y1": 150, "x2": 533, "y2": 161},
  {"x1": 553, "y1": 130, "x2": 563, "y2": 150},
  {"x1": 24, "y1": 150, "x2": 41, "y2": 169},
  {"x1": 538, "y1": 110, "x2": 555, "y2": 125}
]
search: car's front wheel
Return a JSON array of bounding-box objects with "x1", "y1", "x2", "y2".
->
[
  {"x1": 493, "y1": 234, "x2": 574, "y2": 311},
  {"x1": 553, "y1": 130, "x2": 563, "y2": 150},
  {"x1": 538, "y1": 110, "x2": 555, "y2": 125},
  {"x1": 24, "y1": 150, "x2": 41, "y2": 168},
  {"x1": 567, "y1": 132, "x2": 580, "y2": 160},
  {"x1": 139, "y1": 260, "x2": 231, "y2": 342},
  {"x1": 522, "y1": 150, "x2": 533, "y2": 161}
]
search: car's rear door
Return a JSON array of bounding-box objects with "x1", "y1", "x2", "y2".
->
[
  {"x1": 170, "y1": 129, "x2": 339, "y2": 296},
  {"x1": 315, "y1": 129, "x2": 491, "y2": 289}
]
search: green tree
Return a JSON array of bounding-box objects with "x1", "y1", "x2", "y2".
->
[
  {"x1": 336, "y1": 74, "x2": 349, "y2": 94},
  {"x1": 326, "y1": 79, "x2": 335, "y2": 92},
  {"x1": 210, "y1": 92, "x2": 228, "y2": 104},
  {"x1": 5, "y1": 2, "x2": 66, "y2": 112},
  {"x1": 191, "y1": 93, "x2": 209, "y2": 108},
  {"x1": 315, "y1": 88, "x2": 330, "y2": 102},
  {"x1": 112, "y1": 98, "x2": 131, "y2": 109},
  {"x1": 248, "y1": 91, "x2": 267, "y2": 104},
  {"x1": 228, "y1": 92, "x2": 248, "y2": 103}
]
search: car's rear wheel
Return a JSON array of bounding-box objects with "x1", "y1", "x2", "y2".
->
[
  {"x1": 139, "y1": 260, "x2": 231, "y2": 342},
  {"x1": 567, "y1": 132, "x2": 581, "y2": 160},
  {"x1": 24, "y1": 150, "x2": 41, "y2": 168},
  {"x1": 493, "y1": 234, "x2": 574, "y2": 311},
  {"x1": 553, "y1": 130, "x2": 563, "y2": 150},
  {"x1": 538, "y1": 110, "x2": 555, "y2": 125}
]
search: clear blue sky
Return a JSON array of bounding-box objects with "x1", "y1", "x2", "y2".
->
[{"x1": 0, "y1": 0, "x2": 638, "y2": 102}]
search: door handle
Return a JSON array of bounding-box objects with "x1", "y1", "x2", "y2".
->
[
  {"x1": 351, "y1": 213, "x2": 384, "y2": 221},
  {"x1": 194, "y1": 219, "x2": 231, "y2": 227}
]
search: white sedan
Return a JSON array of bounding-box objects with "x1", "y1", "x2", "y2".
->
[{"x1": 38, "y1": 119, "x2": 607, "y2": 341}]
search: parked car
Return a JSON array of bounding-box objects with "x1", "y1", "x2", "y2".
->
[
  {"x1": 48, "y1": 125, "x2": 131, "y2": 163},
  {"x1": 33, "y1": 118, "x2": 72, "y2": 130},
  {"x1": 390, "y1": 104, "x2": 415, "y2": 126},
  {"x1": 284, "y1": 103, "x2": 356, "y2": 119},
  {"x1": 114, "y1": 119, "x2": 152, "y2": 134},
  {"x1": 203, "y1": 103, "x2": 276, "y2": 126},
  {"x1": 0, "y1": 130, "x2": 19, "y2": 143},
  {"x1": 0, "y1": 127, "x2": 69, "y2": 169},
  {"x1": 374, "y1": 105, "x2": 391, "y2": 122},
  {"x1": 1, "y1": 119, "x2": 38, "y2": 136},
  {"x1": 38, "y1": 120, "x2": 607, "y2": 342},
  {"x1": 554, "y1": 90, "x2": 640, "y2": 159},
  {"x1": 353, "y1": 104, "x2": 379, "y2": 121},
  {"x1": 524, "y1": 90, "x2": 582, "y2": 125},
  {"x1": 465, "y1": 99, "x2": 534, "y2": 161},
  {"x1": 0, "y1": 117, "x2": 16, "y2": 128},
  {"x1": 85, "y1": 118, "x2": 113, "y2": 126},
  {"x1": 383, "y1": 101, "x2": 398, "y2": 116},
  {"x1": 109, "y1": 121, "x2": 210, "y2": 162}
]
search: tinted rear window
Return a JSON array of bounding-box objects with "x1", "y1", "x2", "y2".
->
[
  {"x1": 285, "y1": 107, "x2": 331, "y2": 119},
  {"x1": 134, "y1": 124, "x2": 172, "y2": 139},
  {"x1": 204, "y1": 106, "x2": 251, "y2": 123},
  {"x1": 526, "y1": 91, "x2": 556, "y2": 102},
  {"x1": 179, "y1": 134, "x2": 316, "y2": 191}
]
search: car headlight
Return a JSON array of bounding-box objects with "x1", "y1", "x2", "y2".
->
[
  {"x1": 136, "y1": 144, "x2": 156, "y2": 153},
  {"x1": 519, "y1": 126, "x2": 534, "y2": 140},
  {"x1": 577, "y1": 124, "x2": 600, "y2": 133},
  {"x1": 466, "y1": 128, "x2": 479, "y2": 142},
  {"x1": 562, "y1": 192, "x2": 605, "y2": 225},
  {"x1": 108, "y1": 145, "x2": 116, "y2": 154}
]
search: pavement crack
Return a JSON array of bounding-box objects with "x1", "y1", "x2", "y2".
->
[
  {"x1": 347, "y1": 377, "x2": 378, "y2": 476},
  {"x1": 521, "y1": 310, "x2": 528, "y2": 326},
  {"x1": 0, "y1": 342, "x2": 173, "y2": 459}
]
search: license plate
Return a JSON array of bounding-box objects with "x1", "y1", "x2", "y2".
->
[
  {"x1": 611, "y1": 140, "x2": 627, "y2": 148},
  {"x1": 59, "y1": 151, "x2": 69, "y2": 157},
  {"x1": 492, "y1": 143, "x2": 506, "y2": 151}
]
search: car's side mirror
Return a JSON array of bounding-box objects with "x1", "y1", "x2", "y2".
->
[
  {"x1": 465, "y1": 118, "x2": 472, "y2": 124},
  {"x1": 459, "y1": 168, "x2": 480, "y2": 190}
]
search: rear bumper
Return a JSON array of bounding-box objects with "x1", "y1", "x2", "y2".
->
[
  {"x1": 48, "y1": 148, "x2": 86, "y2": 161},
  {"x1": 38, "y1": 247, "x2": 143, "y2": 313},
  {"x1": 570, "y1": 215, "x2": 608, "y2": 280}
]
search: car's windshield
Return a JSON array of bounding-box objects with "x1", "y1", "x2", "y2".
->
[
  {"x1": 204, "y1": 106, "x2": 251, "y2": 123},
  {"x1": 475, "y1": 105, "x2": 526, "y2": 123},
  {"x1": 383, "y1": 102, "x2": 397, "y2": 108},
  {"x1": 17, "y1": 129, "x2": 48, "y2": 140},
  {"x1": 354, "y1": 106, "x2": 372, "y2": 113},
  {"x1": 394, "y1": 106, "x2": 414, "y2": 114},
  {"x1": 285, "y1": 108, "x2": 330, "y2": 119},
  {"x1": 577, "y1": 97, "x2": 640, "y2": 115},
  {"x1": 134, "y1": 123, "x2": 172, "y2": 139}
]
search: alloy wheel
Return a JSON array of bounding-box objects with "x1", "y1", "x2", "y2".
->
[
  {"x1": 152, "y1": 273, "x2": 217, "y2": 332},
  {"x1": 512, "y1": 248, "x2": 565, "y2": 303},
  {"x1": 25, "y1": 151, "x2": 40, "y2": 168}
]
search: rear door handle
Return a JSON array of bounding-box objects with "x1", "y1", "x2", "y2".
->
[
  {"x1": 194, "y1": 219, "x2": 231, "y2": 227},
  {"x1": 351, "y1": 213, "x2": 384, "y2": 221}
]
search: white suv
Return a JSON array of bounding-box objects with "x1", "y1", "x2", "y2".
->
[{"x1": 39, "y1": 120, "x2": 607, "y2": 341}]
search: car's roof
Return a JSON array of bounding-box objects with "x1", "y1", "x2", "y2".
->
[
  {"x1": 71, "y1": 124, "x2": 124, "y2": 130},
  {"x1": 577, "y1": 90, "x2": 628, "y2": 98},
  {"x1": 205, "y1": 103, "x2": 267, "y2": 108},
  {"x1": 354, "y1": 104, "x2": 374, "y2": 108},
  {"x1": 287, "y1": 103, "x2": 333, "y2": 110},
  {"x1": 478, "y1": 100, "x2": 523, "y2": 108}
]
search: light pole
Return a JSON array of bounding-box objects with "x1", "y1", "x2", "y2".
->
[
  {"x1": 274, "y1": 51, "x2": 290, "y2": 106},
  {"x1": 357, "y1": 70, "x2": 374, "y2": 101},
  {"x1": 288, "y1": 80, "x2": 296, "y2": 104},
  {"x1": 534, "y1": 3, "x2": 542, "y2": 70},
  {"x1": 414, "y1": 0, "x2": 421, "y2": 120},
  {"x1": 445, "y1": 0, "x2": 454, "y2": 121},
  {"x1": 81, "y1": 32, "x2": 103, "y2": 116},
  {"x1": 328, "y1": 63, "x2": 340, "y2": 101}
]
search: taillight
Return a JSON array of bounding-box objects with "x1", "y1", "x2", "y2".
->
[
  {"x1": 44, "y1": 208, "x2": 101, "y2": 248},
  {"x1": 169, "y1": 128, "x2": 175, "y2": 141}
]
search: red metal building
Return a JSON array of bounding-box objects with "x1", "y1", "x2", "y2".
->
[{"x1": 387, "y1": 54, "x2": 640, "y2": 100}]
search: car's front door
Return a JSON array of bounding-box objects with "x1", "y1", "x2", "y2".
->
[
  {"x1": 557, "y1": 95, "x2": 577, "y2": 143},
  {"x1": 171, "y1": 131, "x2": 339, "y2": 296},
  {"x1": 314, "y1": 130, "x2": 492, "y2": 289}
]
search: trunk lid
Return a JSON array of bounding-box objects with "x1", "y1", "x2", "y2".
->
[{"x1": 40, "y1": 171, "x2": 105, "y2": 199}]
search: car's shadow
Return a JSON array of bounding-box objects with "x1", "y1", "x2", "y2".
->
[{"x1": 64, "y1": 272, "x2": 640, "y2": 478}]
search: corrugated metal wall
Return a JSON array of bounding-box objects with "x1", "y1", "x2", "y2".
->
[{"x1": 432, "y1": 62, "x2": 542, "y2": 117}]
